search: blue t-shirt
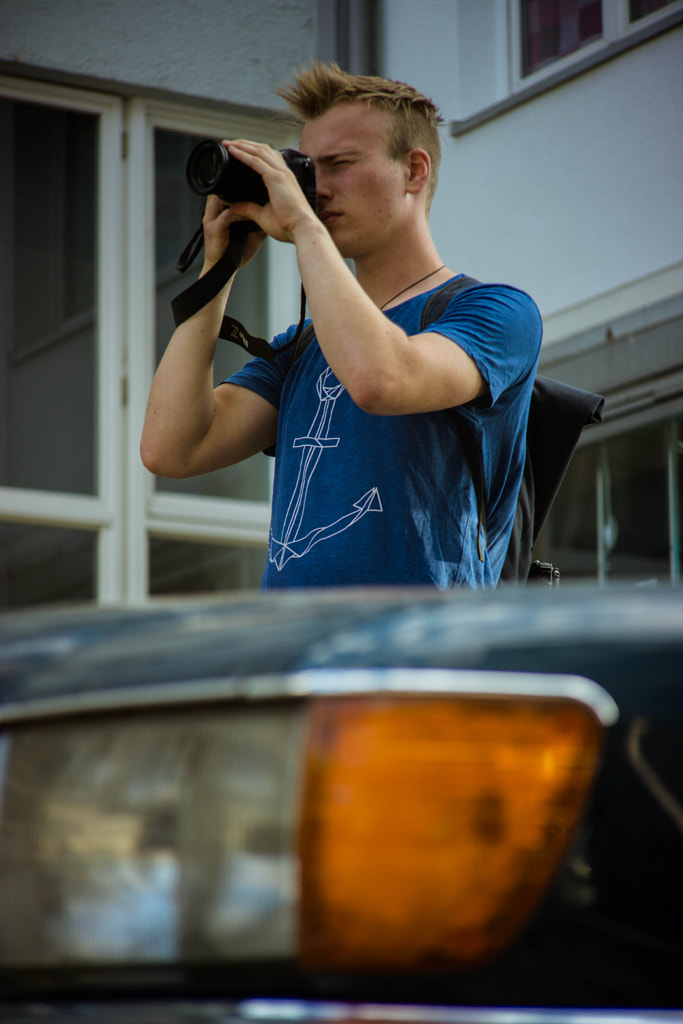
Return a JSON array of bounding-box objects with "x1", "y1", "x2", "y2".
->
[{"x1": 227, "y1": 278, "x2": 541, "y2": 590}]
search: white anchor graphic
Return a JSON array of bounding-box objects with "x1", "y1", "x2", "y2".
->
[{"x1": 269, "y1": 366, "x2": 383, "y2": 571}]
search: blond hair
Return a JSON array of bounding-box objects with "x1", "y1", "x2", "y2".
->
[{"x1": 277, "y1": 62, "x2": 443, "y2": 211}]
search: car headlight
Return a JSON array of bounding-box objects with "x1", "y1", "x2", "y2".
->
[{"x1": 0, "y1": 670, "x2": 617, "y2": 975}]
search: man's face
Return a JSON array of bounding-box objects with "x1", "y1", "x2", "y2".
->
[{"x1": 299, "y1": 102, "x2": 409, "y2": 260}]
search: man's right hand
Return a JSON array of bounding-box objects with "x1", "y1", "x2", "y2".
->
[{"x1": 200, "y1": 188, "x2": 267, "y2": 276}]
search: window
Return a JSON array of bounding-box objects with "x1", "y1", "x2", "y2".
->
[
  {"x1": 0, "y1": 523, "x2": 96, "y2": 607},
  {"x1": 129, "y1": 102, "x2": 300, "y2": 603},
  {"x1": 153, "y1": 128, "x2": 272, "y2": 504},
  {"x1": 149, "y1": 537, "x2": 267, "y2": 595},
  {"x1": 630, "y1": 0, "x2": 677, "y2": 17},
  {"x1": 0, "y1": 81, "x2": 298, "y2": 608},
  {"x1": 0, "y1": 97, "x2": 97, "y2": 495},
  {"x1": 518, "y1": 0, "x2": 681, "y2": 79},
  {"x1": 536, "y1": 415, "x2": 682, "y2": 584},
  {"x1": 0, "y1": 79, "x2": 122, "y2": 609},
  {"x1": 522, "y1": 0, "x2": 603, "y2": 76}
]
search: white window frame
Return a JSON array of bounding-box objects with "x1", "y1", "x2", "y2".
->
[
  {"x1": 0, "y1": 81, "x2": 304, "y2": 606},
  {"x1": 124, "y1": 98, "x2": 301, "y2": 600},
  {"x1": 0, "y1": 75, "x2": 126, "y2": 604},
  {"x1": 510, "y1": 0, "x2": 683, "y2": 92}
]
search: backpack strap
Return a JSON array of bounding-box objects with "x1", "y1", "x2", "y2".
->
[
  {"x1": 419, "y1": 275, "x2": 482, "y2": 331},
  {"x1": 292, "y1": 321, "x2": 316, "y2": 363}
]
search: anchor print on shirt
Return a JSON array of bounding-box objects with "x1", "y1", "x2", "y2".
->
[{"x1": 269, "y1": 366, "x2": 383, "y2": 571}]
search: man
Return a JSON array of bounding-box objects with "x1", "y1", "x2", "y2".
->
[{"x1": 141, "y1": 62, "x2": 542, "y2": 589}]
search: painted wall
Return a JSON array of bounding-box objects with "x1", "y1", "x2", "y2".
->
[
  {"x1": 438, "y1": 33, "x2": 682, "y2": 318},
  {"x1": 0, "y1": 0, "x2": 316, "y2": 111},
  {"x1": 384, "y1": 9, "x2": 683, "y2": 336}
]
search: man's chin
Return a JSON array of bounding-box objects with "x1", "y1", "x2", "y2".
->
[{"x1": 321, "y1": 222, "x2": 362, "y2": 261}]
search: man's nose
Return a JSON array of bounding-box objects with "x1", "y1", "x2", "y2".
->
[{"x1": 314, "y1": 168, "x2": 332, "y2": 200}]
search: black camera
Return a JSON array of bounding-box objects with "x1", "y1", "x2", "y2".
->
[{"x1": 186, "y1": 139, "x2": 317, "y2": 212}]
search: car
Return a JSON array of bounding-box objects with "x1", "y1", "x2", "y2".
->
[{"x1": 0, "y1": 583, "x2": 682, "y2": 1023}]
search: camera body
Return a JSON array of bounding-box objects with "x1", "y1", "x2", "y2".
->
[{"x1": 186, "y1": 139, "x2": 317, "y2": 212}]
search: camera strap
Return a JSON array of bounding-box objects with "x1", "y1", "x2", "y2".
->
[{"x1": 171, "y1": 221, "x2": 305, "y2": 364}]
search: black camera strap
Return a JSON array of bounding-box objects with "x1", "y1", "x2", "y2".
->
[{"x1": 171, "y1": 221, "x2": 305, "y2": 364}]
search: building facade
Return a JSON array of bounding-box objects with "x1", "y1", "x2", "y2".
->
[{"x1": 1, "y1": 0, "x2": 681, "y2": 605}]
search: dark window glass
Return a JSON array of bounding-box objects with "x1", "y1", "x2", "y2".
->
[
  {"x1": 0, "y1": 99, "x2": 97, "y2": 494},
  {"x1": 0, "y1": 522, "x2": 95, "y2": 608},
  {"x1": 675, "y1": 419, "x2": 682, "y2": 582},
  {"x1": 522, "y1": 0, "x2": 603, "y2": 76},
  {"x1": 600, "y1": 424, "x2": 669, "y2": 582},
  {"x1": 538, "y1": 420, "x2": 677, "y2": 584},
  {"x1": 149, "y1": 537, "x2": 265, "y2": 594},
  {"x1": 534, "y1": 443, "x2": 599, "y2": 580},
  {"x1": 153, "y1": 129, "x2": 271, "y2": 503},
  {"x1": 629, "y1": 0, "x2": 676, "y2": 20}
]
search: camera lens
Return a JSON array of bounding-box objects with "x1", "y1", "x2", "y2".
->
[
  {"x1": 186, "y1": 139, "x2": 269, "y2": 206},
  {"x1": 185, "y1": 140, "x2": 315, "y2": 211},
  {"x1": 187, "y1": 141, "x2": 227, "y2": 195}
]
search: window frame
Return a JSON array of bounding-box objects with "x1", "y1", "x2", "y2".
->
[
  {"x1": 0, "y1": 75, "x2": 126, "y2": 603},
  {"x1": 0, "y1": 81, "x2": 304, "y2": 606},
  {"x1": 541, "y1": 405, "x2": 683, "y2": 585},
  {"x1": 510, "y1": 0, "x2": 683, "y2": 92},
  {"x1": 450, "y1": 0, "x2": 683, "y2": 136},
  {"x1": 124, "y1": 98, "x2": 301, "y2": 599}
]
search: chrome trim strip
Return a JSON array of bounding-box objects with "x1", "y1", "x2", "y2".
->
[
  {"x1": 238, "y1": 1000, "x2": 683, "y2": 1024},
  {"x1": 0, "y1": 669, "x2": 619, "y2": 727}
]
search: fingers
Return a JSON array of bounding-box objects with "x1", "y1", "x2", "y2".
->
[
  {"x1": 224, "y1": 139, "x2": 285, "y2": 170},
  {"x1": 200, "y1": 192, "x2": 266, "y2": 273},
  {"x1": 202, "y1": 193, "x2": 260, "y2": 235},
  {"x1": 213, "y1": 138, "x2": 314, "y2": 244}
]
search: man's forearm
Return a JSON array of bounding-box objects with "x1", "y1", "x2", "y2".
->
[{"x1": 292, "y1": 217, "x2": 409, "y2": 413}]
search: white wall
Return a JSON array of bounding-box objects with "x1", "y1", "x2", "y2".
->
[
  {"x1": 0, "y1": 0, "x2": 316, "y2": 110},
  {"x1": 384, "y1": 5, "x2": 683, "y2": 336},
  {"x1": 435, "y1": 31, "x2": 683, "y2": 317},
  {"x1": 382, "y1": 0, "x2": 509, "y2": 122}
]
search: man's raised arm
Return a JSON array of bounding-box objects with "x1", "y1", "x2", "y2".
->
[{"x1": 140, "y1": 192, "x2": 277, "y2": 478}]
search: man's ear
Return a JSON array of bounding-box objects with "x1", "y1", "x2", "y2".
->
[{"x1": 405, "y1": 148, "x2": 431, "y2": 195}]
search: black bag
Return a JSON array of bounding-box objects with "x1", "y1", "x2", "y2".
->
[{"x1": 285, "y1": 277, "x2": 605, "y2": 585}]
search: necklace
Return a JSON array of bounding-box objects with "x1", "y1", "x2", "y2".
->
[{"x1": 380, "y1": 265, "x2": 446, "y2": 311}]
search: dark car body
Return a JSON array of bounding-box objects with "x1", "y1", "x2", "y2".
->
[{"x1": 0, "y1": 584, "x2": 682, "y2": 1022}]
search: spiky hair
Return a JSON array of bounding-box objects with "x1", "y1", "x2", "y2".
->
[{"x1": 277, "y1": 62, "x2": 443, "y2": 209}]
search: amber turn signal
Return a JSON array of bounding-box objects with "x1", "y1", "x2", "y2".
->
[{"x1": 299, "y1": 694, "x2": 604, "y2": 971}]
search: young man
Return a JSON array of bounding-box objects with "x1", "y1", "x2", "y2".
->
[{"x1": 141, "y1": 63, "x2": 542, "y2": 589}]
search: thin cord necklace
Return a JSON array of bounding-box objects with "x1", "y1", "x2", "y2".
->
[{"x1": 380, "y1": 265, "x2": 445, "y2": 311}]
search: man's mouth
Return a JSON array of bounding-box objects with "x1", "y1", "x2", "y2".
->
[{"x1": 319, "y1": 211, "x2": 341, "y2": 226}]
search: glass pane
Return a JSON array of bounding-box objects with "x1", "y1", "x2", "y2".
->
[
  {"x1": 154, "y1": 129, "x2": 272, "y2": 502},
  {"x1": 676, "y1": 418, "x2": 682, "y2": 582},
  {"x1": 0, "y1": 522, "x2": 96, "y2": 608},
  {"x1": 534, "y1": 444, "x2": 599, "y2": 580},
  {"x1": 601, "y1": 424, "x2": 669, "y2": 583},
  {"x1": 0, "y1": 98, "x2": 97, "y2": 494},
  {"x1": 149, "y1": 537, "x2": 265, "y2": 594},
  {"x1": 630, "y1": 0, "x2": 676, "y2": 20},
  {"x1": 522, "y1": 0, "x2": 603, "y2": 76}
]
